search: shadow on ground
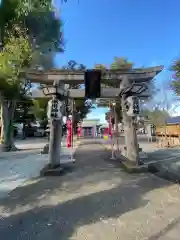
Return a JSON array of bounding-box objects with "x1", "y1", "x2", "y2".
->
[
  {"x1": 0, "y1": 141, "x2": 172, "y2": 239},
  {"x1": 0, "y1": 176, "x2": 172, "y2": 240},
  {"x1": 0, "y1": 144, "x2": 119, "y2": 212},
  {"x1": 144, "y1": 147, "x2": 180, "y2": 183},
  {"x1": 145, "y1": 148, "x2": 180, "y2": 163}
]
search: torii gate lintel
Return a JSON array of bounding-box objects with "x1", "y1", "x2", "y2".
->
[{"x1": 29, "y1": 66, "x2": 163, "y2": 100}]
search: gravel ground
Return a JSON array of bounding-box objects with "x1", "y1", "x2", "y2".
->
[{"x1": 0, "y1": 140, "x2": 180, "y2": 239}]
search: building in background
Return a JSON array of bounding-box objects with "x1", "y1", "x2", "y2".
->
[
  {"x1": 81, "y1": 119, "x2": 100, "y2": 137},
  {"x1": 156, "y1": 116, "x2": 180, "y2": 137}
]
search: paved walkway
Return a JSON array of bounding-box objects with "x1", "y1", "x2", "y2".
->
[
  {"x1": 101, "y1": 137, "x2": 158, "y2": 153},
  {"x1": 0, "y1": 138, "x2": 79, "y2": 199},
  {"x1": 0, "y1": 140, "x2": 180, "y2": 239},
  {"x1": 102, "y1": 137, "x2": 180, "y2": 179}
]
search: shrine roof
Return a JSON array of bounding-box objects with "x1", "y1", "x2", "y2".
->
[{"x1": 167, "y1": 116, "x2": 180, "y2": 125}]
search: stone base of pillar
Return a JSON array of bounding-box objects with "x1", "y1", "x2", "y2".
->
[
  {"x1": 123, "y1": 146, "x2": 142, "y2": 158},
  {"x1": 41, "y1": 144, "x2": 49, "y2": 154},
  {"x1": 40, "y1": 162, "x2": 75, "y2": 177},
  {"x1": 40, "y1": 163, "x2": 63, "y2": 176},
  {"x1": 122, "y1": 145, "x2": 147, "y2": 167},
  {"x1": 120, "y1": 160, "x2": 148, "y2": 173}
]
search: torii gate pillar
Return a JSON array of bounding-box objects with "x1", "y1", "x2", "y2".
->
[{"x1": 121, "y1": 76, "x2": 139, "y2": 164}]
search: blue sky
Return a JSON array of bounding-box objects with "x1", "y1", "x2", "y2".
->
[{"x1": 54, "y1": 0, "x2": 180, "y2": 122}]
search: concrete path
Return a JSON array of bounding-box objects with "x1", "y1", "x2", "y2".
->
[
  {"x1": 0, "y1": 138, "x2": 79, "y2": 199},
  {"x1": 15, "y1": 138, "x2": 49, "y2": 150},
  {"x1": 0, "y1": 140, "x2": 180, "y2": 239},
  {"x1": 145, "y1": 148, "x2": 180, "y2": 181},
  {"x1": 101, "y1": 137, "x2": 158, "y2": 153},
  {"x1": 14, "y1": 137, "x2": 71, "y2": 152},
  {"x1": 101, "y1": 137, "x2": 180, "y2": 181}
]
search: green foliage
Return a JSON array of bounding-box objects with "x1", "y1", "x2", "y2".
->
[
  {"x1": 171, "y1": 59, "x2": 180, "y2": 95},
  {"x1": 26, "y1": 11, "x2": 63, "y2": 52},
  {"x1": 15, "y1": 0, "x2": 52, "y2": 17},
  {"x1": 25, "y1": 9, "x2": 64, "y2": 70},
  {"x1": 0, "y1": 31, "x2": 32, "y2": 99},
  {"x1": 95, "y1": 57, "x2": 133, "y2": 122},
  {"x1": 140, "y1": 108, "x2": 169, "y2": 126},
  {"x1": 105, "y1": 111, "x2": 110, "y2": 122},
  {"x1": 14, "y1": 98, "x2": 34, "y2": 123},
  {"x1": 14, "y1": 98, "x2": 49, "y2": 123},
  {"x1": 94, "y1": 57, "x2": 133, "y2": 72},
  {"x1": 105, "y1": 103, "x2": 123, "y2": 123},
  {"x1": 0, "y1": 0, "x2": 63, "y2": 98},
  {"x1": 110, "y1": 57, "x2": 133, "y2": 70},
  {"x1": 32, "y1": 98, "x2": 49, "y2": 120},
  {"x1": 94, "y1": 64, "x2": 107, "y2": 70},
  {"x1": 172, "y1": 59, "x2": 180, "y2": 77},
  {"x1": 0, "y1": 0, "x2": 52, "y2": 42},
  {"x1": 115, "y1": 103, "x2": 123, "y2": 122},
  {"x1": 0, "y1": 0, "x2": 63, "y2": 149},
  {"x1": 0, "y1": 0, "x2": 52, "y2": 21},
  {"x1": 63, "y1": 60, "x2": 86, "y2": 70},
  {"x1": 62, "y1": 60, "x2": 90, "y2": 123},
  {"x1": 62, "y1": 60, "x2": 86, "y2": 88},
  {"x1": 75, "y1": 99, "x2": 91, "y2": 120}
]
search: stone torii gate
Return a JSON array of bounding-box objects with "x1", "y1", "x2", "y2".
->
[{"x1": 27, "y1": 66, "x2": 163, "y2": 172}]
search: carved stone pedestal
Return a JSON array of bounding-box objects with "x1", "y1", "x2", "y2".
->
[
  {"x1": 40, "y1": 162, "x2": 75, "y2": 177},
  {"x1": 40, "y1": 163, "x2": 64, "y2": 176},
  {"x1": 41, "y1": 144, "x2": 49, "y2": 154}
]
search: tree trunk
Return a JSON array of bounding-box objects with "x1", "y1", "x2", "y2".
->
[
  {"x1": 0, "y1": 101, "x2": 9, "y2": 151},
  {"x1": 0, "y1": 100, "x2": 17, "y2": 152},
  {"x1": 22, "y1": 106, "x2": 28, "y2": 139}
]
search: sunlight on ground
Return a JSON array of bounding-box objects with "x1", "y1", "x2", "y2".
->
[
  {"x1": 49, "y1": 180, "x2": 120, "y2": 204},
  {"x1": 20, "y1": 178, "x2": 41, "y2": 187},
  {"x1": 2, "y1": 174, "x2": 180, "y2": 239},
  {"x1": 69, "y1": 184, "x2": 180, "y2": 240},
  {"x1": 144, "y1": 184, "x2": 180, "y2": 204}
]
